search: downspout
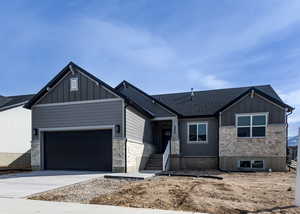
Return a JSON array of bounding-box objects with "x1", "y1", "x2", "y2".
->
[
  {"x1": 286, "y1": 109, "x2": 293, "y2": 165},
  {"x1": 124, "y1": 103, "x2": 128, "y2": 173},
  {"x1": 218, "y1": 112, "x2": 222, "y2": 170}
]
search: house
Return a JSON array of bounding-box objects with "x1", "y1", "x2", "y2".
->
[
  {"x1": 24, "y1": 62, "x2": 294, "y2": 172},
  {"x1": 0, "y1": 94, "x2": 34, "y2": 169},
  {"x1": 288, "y1": 136, "x2": 298, "y2": 161}
]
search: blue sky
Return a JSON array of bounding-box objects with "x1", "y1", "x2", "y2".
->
[{"x1": 0, "y1": 1, "x2": 300, "y2": 136}]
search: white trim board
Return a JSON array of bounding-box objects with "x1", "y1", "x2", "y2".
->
[
  {"x1": 220, "y1": 93, "x2": 250, "y2": 114},
  {"x1": 34, "y1": 68, "x2": 123, "y2": 106},
  {"x1": 39, "y1": 125, "x2": 115, "y2": 132},
  {"x1": 220, "y1": 91, "x2": 286, "y2": 114},
  {"x1": 38, "y1": 125, "x2": 115, "y2": 170},
  {"x1": 187, "y1": 121, "x2": 208, "y2": 144},
  {"x1": 151, "y1": 116, "x2": 176, "y2": 121},
  {"x1": 235, "y1": 112, "x2": 268, "y2": 138},
  {"x1": 255, "y1": 93, "x2": 285, "y2": 111},
  {"x1": 33, "y1": 98, "x2": 123, "y2": 108},
  {"x1": 38, "y1": 125, "x2": 116, "y2": 138},
  {"x1": 34, "y1": 70, "x2": 71, "y2": 105}
]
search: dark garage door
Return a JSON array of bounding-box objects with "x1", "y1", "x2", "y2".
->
[{"x1": 44, "y1": 129, "x2": 112, "y2": 171}]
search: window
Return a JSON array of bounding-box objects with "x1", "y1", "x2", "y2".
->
[
  {"x1": 188, "y1": 122, "x2": 207, "y2": 143},
  {"x1": 70, "y1": 78, "x2": 78, "y2": 91},
  {"x1": 239, "y1": 160, "x2": 251, "y2": 168},
  {"x1": 238, "y1": 160, "x2": 264, "y2": 169},
  {"x1": 236, "y1": 113, "x2": 267, "y2": 138}
]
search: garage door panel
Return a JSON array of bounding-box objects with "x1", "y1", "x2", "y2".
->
[{"x1": 44, "y1": 130, "x2": 112, "y2": 171}]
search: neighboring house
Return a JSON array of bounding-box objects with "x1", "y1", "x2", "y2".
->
[
  {"x1": 288, "y1": 136, "x2": 299, "y2": 161},
  {"x1": 0, "y1": 94, "x2": 34, "y2": 169},
  {"x1": 24, "y1": 62, "x2": 294, "y2": 172},
  {"x1": 288, "y1": 146, "x2": 297, "y2": 161}
]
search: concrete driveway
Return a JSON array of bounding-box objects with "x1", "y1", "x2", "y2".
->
[
  {"x1": 0, "y1": 170, "x2": 106, "y2": 198},
  {"x1": 0, "y1": 198, "x2": 204, "y2": 214}
]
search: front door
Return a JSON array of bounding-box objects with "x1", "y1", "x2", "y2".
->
[{"x1": 161, "y1": 129, "x2": 172, "y2": 153}]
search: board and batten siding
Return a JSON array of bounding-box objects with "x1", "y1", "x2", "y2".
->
[
  {"x1": 32, "y1": 99, "x2": 123, "y2": 138},
  {"x1": 126, "y1": 106, "x2": 152, "y2": 143},
  {"x1": 221, "y1": 93, "x2": 286, "y2": 126},
  {"x1": 179, "y1": 117, "x2": 218, "y2": 157},
  {"x1": 38, "y1": 70, "x2": 116, "y2": 104}
]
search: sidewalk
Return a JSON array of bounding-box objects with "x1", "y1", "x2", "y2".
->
[{"x1": 0, "y1": 198, "x2": 205, "y2": 214}]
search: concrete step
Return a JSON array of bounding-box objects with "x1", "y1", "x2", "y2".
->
[
  {"x1": 146, "y1": 164, "x2": 162, "y2": 168},
  {"x1": 145, "y1": 166, "x2": 163, "y2": 170},
  {"x1": 145, "y1": 154, "x2": 163, "y2": 171}
]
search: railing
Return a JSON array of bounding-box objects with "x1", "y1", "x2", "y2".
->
[{"x1": 163, "y1": 140, "x2": 171, "y2": 171}]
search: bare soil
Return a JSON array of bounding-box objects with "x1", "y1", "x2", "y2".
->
[
  {"x1": 29, "y1": 178, "x2": 130, "y2": 203},
  {"x1": 29, "y1": 171, "x2": 300, "y2": 214}
]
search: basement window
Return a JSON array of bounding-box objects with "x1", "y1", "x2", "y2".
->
[
  {"x1": 238, "y1": 160, "x2": 264, "y2": 169},
  {"x1": 70, "y1": 77, "x2": 78, "y2": 91},
  {"x1": 187, "y1": 122, "x2": 208, "y2": 143},
  {"x1": 236, "y1": 113, "x2": 267, "y2": 138}
]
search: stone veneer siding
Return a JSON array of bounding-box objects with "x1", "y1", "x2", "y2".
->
[
  {"x1": 31, "y1": 139, "x2": 41, "y2": 170},
  {"x1": 31, "y1": 137, "x2": 127, "y2": 172},
  {"x1": 170, "y1": 155, "x2": 218, "y2": 170},
  {"x1": 126, "y1": 140, "x2": 156, "y2": 172},
  {"x1": 219, "y1": 124, "x2": 287, "y2": 171},
  {"x1": 112, "y1": 138, "x2": 126, "y2": 172}
]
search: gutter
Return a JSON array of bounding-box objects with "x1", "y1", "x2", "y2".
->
[
  {"x1": 286, "y1": 109, "x2": 294, "y2": 164},
  {"x1": 124, "y1": 103, "x2": 128, "y2": 173}
]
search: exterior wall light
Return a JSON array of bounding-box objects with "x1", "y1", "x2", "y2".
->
[
  {"x1": 115, "y1": 124, "x2": 121, "y2": 134},
  {"x1": 33, "y1": 128, "x2": 39, "y2": 136}
]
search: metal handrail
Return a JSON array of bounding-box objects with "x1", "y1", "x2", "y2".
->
[{"x1": 163, "y1": 140, "x2": 171, "y2": 171}]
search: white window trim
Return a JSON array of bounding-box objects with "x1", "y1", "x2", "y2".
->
[
  {"x1": 187, "y1": 122, "x2": 208, "y2": 144},
  {"x1": 70, "y1": 77, "x2": 79, "y2": 91},
  {"x1": 238, "y1": 160, "x2": 265, "y2": 169},
  {"x1": 235, "y1": 112, "x2": 268, "y2": 138}
]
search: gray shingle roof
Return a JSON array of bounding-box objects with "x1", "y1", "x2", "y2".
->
[
  {"x1": 116, "y1": 81, "x2": 176, "y2": 117},
  {"x1": 0, "y1": 94, "x2": 35, "y2": 111},
  {"x1": 152, "y1": 85, "x2": 290, "y2": 117},
  {"x1": 22, "y1": 62, "x2": 293, "y2": 118}
]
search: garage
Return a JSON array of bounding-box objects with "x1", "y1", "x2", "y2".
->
[{"x1": 43, "y1": 129, "x2": 112, "y2": 171}]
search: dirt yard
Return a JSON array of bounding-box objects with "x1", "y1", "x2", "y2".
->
[{"x1": 29, "y1": 171, "x2": 300, "y2": 214}]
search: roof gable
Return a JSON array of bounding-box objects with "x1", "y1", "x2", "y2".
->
[
  {"x1": 25, "y1": 62, "x2": 123, "y2": 109},
  {"x1": 37, "y1": 66, "x2": 117, "y2": 105},
  {"x1": 152, "y1": 85, "x2": 293, "y2": 117},
  {"x1": 116, "y1": 81, "x2": 178, "y2": 118},
  {"x1": 23, "y1": 62, "x2": 293, "y2": 117},
  {"x1": 24, "y1": 62, "x2": 154, "y2": 118}
]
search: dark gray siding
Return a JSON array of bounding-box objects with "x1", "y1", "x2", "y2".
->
[
  {"x1": 38, "y1": 71, "x2": 116, "y2": 104},
  {"x1": 179, "y1": 117, "x2": 218, "y2": 156},
  {"x1": 221, "y1": 94, "x2": 285, "y2": 126},
  {"x1": 126, "y1": 106, "x2": 152, "y2": 143},
  {"x1": 32, "y1": 100, "x2": 123, "y2": 138}
]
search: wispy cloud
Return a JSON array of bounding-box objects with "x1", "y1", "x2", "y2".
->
[
  {"x1": 1, "y1": 1, "x2": 300, "y2": 135},
  {"x1": 186, "y1": 69, "x2": 230, "y2": 89},
  {"x1": 74, "y1": 18, "x2": 177, "y2": 70},
  {"x1": 279, "y1": 89, "x2": 300, "y2": 137},
  {"x1": 280, "y1": 90, "x2": 300, "y2": 124}
]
